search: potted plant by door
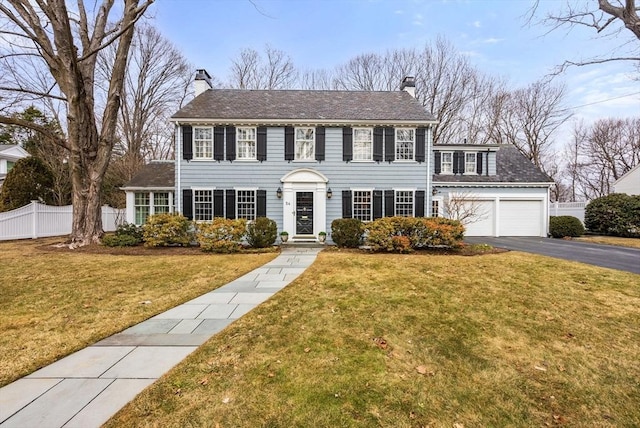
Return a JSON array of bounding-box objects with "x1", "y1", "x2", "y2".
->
[
  {"x1": 318, "y1": 231, "x2": 327, "y2": 243},
  {"x1": 280, "y1": 231, "x2": 289, "y2": 243}
]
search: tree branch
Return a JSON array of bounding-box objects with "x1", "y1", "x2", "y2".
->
[
  {"x1": 0, "y1": 86, "x2": 67, "y2": 101},
  {"x1": 0, "y1": 115, "x2": 68, "y2": 149}
]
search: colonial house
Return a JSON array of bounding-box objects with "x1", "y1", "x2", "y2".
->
[
  {"x1": 0, "y1": 144, "x2": 30, "y2": 188},
  {"x1": 123, "y1": 70, "x2": 553, "y2": 240}
]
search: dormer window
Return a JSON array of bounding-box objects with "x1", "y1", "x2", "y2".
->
[
  {"x1": 465, "y1": 153, "x2": 477, "y2": 174},
  {"x1": 441, "y1": 152, "x2": 453, "y2": 174}
]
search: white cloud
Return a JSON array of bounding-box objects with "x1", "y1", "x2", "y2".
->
[
  {"x1": 481, "y1": 37, "x2": 503, "y2": 44},
  {"x1": 394, "y1": 9, "x2": 404, "y2": 14},
  {"x1": 412, "y1": 13, "x2": 424, "y2": 26},
  {"x1": 472, "y1": 20, "x2": 481, "y2": 28}
]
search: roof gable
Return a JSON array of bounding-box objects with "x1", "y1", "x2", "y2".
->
[
  {"x1": 171, "y1": 89, "x2": 436, "y2": 123},
  {"x1": 0, "y1": 144, "x2": 30, "y2": 160}
]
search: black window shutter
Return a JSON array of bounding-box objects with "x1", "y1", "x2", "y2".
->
[
  {"x1": 434, "y1": 151, "x2": 441, "y2": 174},
  {"x1": 476, "y1": 152, "x2": 483, "y2": 175},
  {"x1": 373, "y1": 190, "x2": 383, "y2": 220},
  {"x1": 182, "y1": 125, "x2": 193, "y2": 161},
  {"x1": 257, "y1": 190, "x2": 267, "y2": 217},
  {"x1": 415, "y1": 127, "x2": 426, "y2": 163},
  {"x1": 315, "y1": 127, "x2": 325, "y2": 161},
  {"x1": 384, "y1": 127, "x2": 395, "y2": 162},
  {"x1": 284, "y1": 126, "x2": 295, "y2": 161},
  {"x1": 373, "y1": 127, "x2": 383, "y2": 162},
  {"x1": 225, "y1": 189, "x2": 236, "y2": 219},
  {"x1": 453, "y1": 151, "x2": 464, "y2": 174},
  {"x1": 214, "y1": 127, "x2": 224, "y2": 161},
  {"x1": 213, "y1": 190, "x2": 224, "y2": 217},
  {"x1": 415, "y1": 191, "x2": 425, "y2": 217},
  {"x1": 182, "y1": 189, "x2": 193, "y2": 220},
  {"x1": 342, "y1": 127, "x2": 352, "y2": 162},
  {"x1": 384, "y1": 190, "x2": 395, "y2": 217},
  {"x1": 257, "y1": 127, "x2": 267, "y2": 162},
  {"x1": 342, "y1": 190, "x2": 352, "y2": 218},
  {"x1": 226, "y1": 126, "x2": 236, "y2": 161}
]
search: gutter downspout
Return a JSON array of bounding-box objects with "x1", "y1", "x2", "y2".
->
[
  {"x1": 176, "y1": 122, "x2": 182, "y2": 215},
  {"x1": 426, "y1": 124, "x2": 433, "y2": 217}
]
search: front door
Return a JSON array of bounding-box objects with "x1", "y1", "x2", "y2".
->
[{"x1": 296, "y1": 192, "x2": 314, "y2": 235}]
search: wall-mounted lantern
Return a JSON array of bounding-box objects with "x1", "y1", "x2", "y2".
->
[{"x1": 276, "y1": 187, "x2": 283, "y2": 198}]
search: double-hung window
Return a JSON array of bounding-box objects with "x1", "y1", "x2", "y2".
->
[
  {"x1": 236, "y1": 190, "x2": 256, "y2": 221},
  {"x1": 465, "y1": 152, "x2": 477, "y2": 174},
  {"x1": 441, "y1": 152, "x2": 453, "y2": 174},
  {"x1": 153, "y1": 192, "x2": 170, "y2": 215},
  {"x1": 431, "y1": 199, "x2": 440, "y2": 218},
  {"x1": 295, "y1": 127, "x2": 315, "y2": 160},
  {"x1": 194, "y1": 190, "x2": 213, "y2": 221},
  {"x1": 352, "y1": 190, "x2": 373, "y2": 222},
  {"x1": 395, "y1": 190, "x2": 414, "y2": 217},
  {"x1": 353, "y1": 128, "x2": 373, "y2": 161},
  {"x1": 395, "y1": 128, "x2": 415, "y2": 161},
  {"x1": 134, "y1": 192, "x2": 150, "y2": 225},
  {"x1": 237, "y1": 127, "x2": 257, "y2": 160},
  {"x1": 194, "y1": 127, "x2": 213, "y2": 159}
]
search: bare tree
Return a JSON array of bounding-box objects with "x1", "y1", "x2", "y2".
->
[
  {"x1": 0, "y1": 0, "x2": 154, "y2": 246},
  {"x1": 528, "y1": 0, "x2": 640, "y2": 73},
  {"x1": 443, "y1": 192, "x2": 490, "y2": 226},
  {"x1": 229, "y1": 46, "x2": 297, "y2": 89}
]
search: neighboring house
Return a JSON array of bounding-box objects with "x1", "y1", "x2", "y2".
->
[
  {"x1": 613, "y1": 164, "x2": 640, "y2": 196},
  {"x1": 124, "y1": 69, "x2": 553, "y2": 238},
  {"x1": 0, "y1": 144, "x2": 30, "y2": 189}
]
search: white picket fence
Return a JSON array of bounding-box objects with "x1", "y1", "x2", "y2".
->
[
  {"x1": 549, "y1": 201, "x2": 588, "y2": 224},
  {"x1": 0, "y1": 201, "x2": 125, "y2": 241}
]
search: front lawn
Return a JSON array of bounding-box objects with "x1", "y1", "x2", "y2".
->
[
  {"x1": 0, "y1": 238, "x2": 277, "y2": 387},
  {"x1": 106, "y1": 251, "x2": 640, "y2": 427},
  {"x1": 574, "y1": 235, "x2": 640, "y2": 249}
]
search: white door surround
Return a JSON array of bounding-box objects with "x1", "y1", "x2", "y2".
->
[{"x1": 280, "y1": 168, "x2": 328, "y2": 241}]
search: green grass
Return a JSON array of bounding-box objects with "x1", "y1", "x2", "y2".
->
[
  {"x1": 0, "y1": 238, "x2": 277, "y2": 387},
  {"x1": 106, "y1": 251, "x2": 640, "y2": 427}
]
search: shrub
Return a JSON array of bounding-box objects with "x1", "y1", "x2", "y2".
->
[
  {"x1": 584, "y1": 194, "x2": 640, "y2": 238},
  {"x1": 549, "y1": 216, "x2": 585, "y2": 238},
  {"x1": 246, "y1": 217, "x2": 277, "y2": 248},
  {"x1": 101, "y1": 233, "x2": 140, "y2": 247},
  {"x1": 365, "y1": 216, "x2": 464, "y2": 252},
  {"x1": 0, "y1": 157, "x2": 55, "y2": 211},
  {"x1": 196, "y1": 218, "x2": 247, "y2": 253},
  {"x1": 142, "y1": 213, "x2": 192, "y2": 247},
  {"x1": 115, "y1": 222, "x2": 143, "y2": 242},
  {"x1": 331, "y1": 218, "x2": 364, "y2": 248}
]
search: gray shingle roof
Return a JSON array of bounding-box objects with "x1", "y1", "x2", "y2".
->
[
  {"x1": 433, "y1": 144, "x2": 553, "y2": 184},
  {"x1": 172, "y1": 89, "x2": 436, "y2": 122},
  {"x1": 123, "y1": 161, "x2": 174, "y2": 189}
]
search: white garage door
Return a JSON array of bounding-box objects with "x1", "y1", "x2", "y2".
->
[
  {"x1": 499, "y1": 200, "x2": 543, "y2": 236},
  {"x1": 462, "y1": 200, "x2": 495, "y2": 236}
]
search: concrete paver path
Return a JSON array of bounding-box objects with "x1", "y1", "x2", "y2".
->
[{"x1": 0, "y1": 246, "x2": 321, "y2": 428}]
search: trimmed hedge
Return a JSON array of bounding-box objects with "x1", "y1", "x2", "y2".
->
[
  {"x1": 331, "y1": 218, "x2": 364, "y2": 248},
  {"x1": 584, "y1": 194, "x2": 640, "y2": 238},
  {"x1": 365, "y1": 217, "x2": 464, "y2": 253},
  {"x1": 196, "y1": 218, "x2": 246, "y2": 253},
  {"x1": 246, "y1": 217, "x2": 277, "y2": 248},
  {"x1": 549, "y1": 216, "x2": 585, "y2": 238},
  {"x1": 142, "y1": 214, "x2": 192, "y2": 247}
]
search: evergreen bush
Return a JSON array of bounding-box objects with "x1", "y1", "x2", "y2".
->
[
  {"x1": 549, "y1": 216, "x2": 585, "y2": 238},
  {"x1": 196, "y1": 218, "x2": 246, "y2": 253},
  {"x1": 331, "y1": 218, "x2": 364, "y2": 248},
  {"x1": 584, "y1": 194, "x2": 640, "y2": 238},
  {"x1": 142, "y1": 213, "x2": 192, "y2": 247},
  {"x1": 246, "y1": 217, "x2": 277, "y2": 248}
]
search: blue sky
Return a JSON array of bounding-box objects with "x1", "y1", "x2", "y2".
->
[{"x1": 152, "y1": 0, "x2": 639, "y2": 135}]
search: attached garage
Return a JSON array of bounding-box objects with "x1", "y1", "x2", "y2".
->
[
  {"x1": 498, "y1": 200, "x2": 544, "y2": 236},
  {"x1": 462, "y1": 200, "x2": 495, "y2": 236}
]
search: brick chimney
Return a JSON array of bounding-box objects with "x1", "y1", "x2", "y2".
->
[
  {"x1": 194, "y1": 69, "x2": 212, "y2": 97},
  {"x1": 400, "y1": 76, "x2": 416, "y2": 98}
]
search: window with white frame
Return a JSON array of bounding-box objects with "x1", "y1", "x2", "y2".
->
[
  {"x1": 194, "y1": 190, "x2": 213, "y2": 221},
  {"x1": 465, "y1": 152, "x2": 477, "y2": 174},
  {"x1": 295, "y1": 127, "x2": 315, "y2": 160},
  {"x1": 194, "y1": 127, "x2": 213, "y2": 159},
  {"x1": 431, "y1": 199, "x2": 440, "y2": 217},
  {"x1": 154, "y1": 192, "x2": 170, "y2": 215},
  {"x1": 353, "y1": 128, "x2": 373, "y2": 161},
  {"x1": 236, "y1": 127, "x2": 257, "y2": 160},
  {"x1": 395, "y1": 128, "x2": 415, "y2": 161},
  {"x1": 395, "y1": 190, "x2": 414, "y2": 217},
  {"x1": 7, "y1": 160, "x2": 15, "y2": 172},
  {"x1": 236, "y1": 190, "x2": 256, "y2": 220},
  {"x1": 134, "y1": 192, "x2": 150, "y2": 225},
  {"x1": 353, "y1": 190, "x2": 372, "y2": 222},
  {"x1": 441, "y1": 152, "x2": 453, "y2": 174}
]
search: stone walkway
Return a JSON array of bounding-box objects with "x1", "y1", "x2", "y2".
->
[{"x1": 0, "y1": 246, "x2": 322, "y2": 428}]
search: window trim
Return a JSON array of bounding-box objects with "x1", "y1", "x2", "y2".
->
[
  {"x1": 192, "y1": 126, "x2": 214, "y2": 160},
  {"x1": 464, "y1": 152, "x2": 477, "y2": 175},
  {"x1": 440, "y1": 151, "x2": 453, "y2": 175},
  {"x1": 352, "y1": 189, "x2": 374, "y2": 223},
  {"x1": 236, "y1": 126, "x2": 257, "y2": 161},
  {"x1": 193, "y1": 188, "x2": 215, "y2": 222},
  {"x1": 294, "y1": 127, "x2": 316, "y2": 161},
  {"x1": 134, "y1": 191, "x2": 174, "y2": 225},
  {"x1": 394, "y1": 128, "x2": 416, "y2": 162},
  {"x1": 394, "y1": 189, "x2": 415, "y2": 217},
  {"x1": 431, "y1": 197, "x2": 442, "y2": 218},
  {"x1": 235, "y1": 187, "x2": 258, "y2": 221},
  {"x1": 352, "y1": 127, "x2": 374, "y2": 162}
]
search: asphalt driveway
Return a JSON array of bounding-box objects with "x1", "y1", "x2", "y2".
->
[{"x1": 465, "y1": 237, "x2": 640, "y2": 274}]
